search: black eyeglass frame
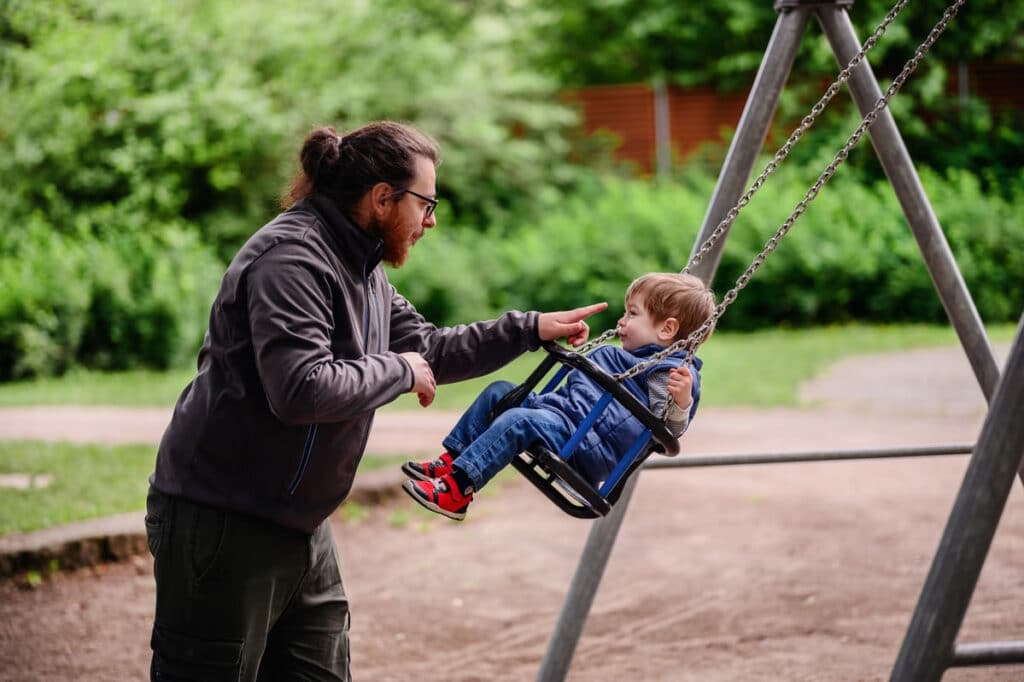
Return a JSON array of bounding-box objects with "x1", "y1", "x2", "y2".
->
[{"x1": 390, "y1": 188, "x2": 438, "y2": 218}]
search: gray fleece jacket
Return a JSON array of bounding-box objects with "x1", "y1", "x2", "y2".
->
[{"x1": 150, "y1": 194, "x2": 540, "y2": 533}]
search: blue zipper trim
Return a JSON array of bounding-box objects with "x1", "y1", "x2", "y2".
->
[
  {"x1": 362, "y1": 264, "x2": 373, "y2": 350},
  {"x1": 288, "y1": 424, "x2": 319, "y2": 495}
]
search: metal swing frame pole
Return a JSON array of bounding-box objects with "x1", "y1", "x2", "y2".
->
[
  {"x1": 536, "y1": 8, "x2": 810, "y2": 681},
  {"x1": 890, "y1": 313, "x2": 1024, "y2": 680},
  {"x1": 814, "y1": 4, "x2": 1003, "y2": 409},
  {"x1": 686, "y1": 8, "x2": 810, "y2": 283}
]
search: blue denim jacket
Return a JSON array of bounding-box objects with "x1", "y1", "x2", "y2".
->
[{"x1": 528, "y1": 344, "x2": 702, "y2": 485}]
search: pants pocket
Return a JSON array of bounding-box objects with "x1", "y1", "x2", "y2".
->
[
  {"x1": 189, "y1": 503, "x2": 229, "y2": 584},
  {"x1": 145, "y1": 489, "x2": 168, "y2": 558},
  {"x1": 151, "y1": 624, "x2": 243, "y2": 682}
]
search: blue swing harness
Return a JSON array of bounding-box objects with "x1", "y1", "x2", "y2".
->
[{"x1": 492, "y1": 341, "x2": 701, "y2": 518}]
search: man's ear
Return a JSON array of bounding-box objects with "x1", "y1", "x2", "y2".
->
[
  {"x1": 369, "y1": 182, "x2": 394, "y2": 218},
  {"x1": 659, "y1": 317, "x2": 679, "y2": 341}
]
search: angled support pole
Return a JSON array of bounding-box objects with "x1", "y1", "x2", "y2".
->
[
  {"x1": 890, "y1": 312, "x2": 1024, "y2": 680},
  {"x1": 814, "y1": 5, "x2": 1003, "y2": 410},
  {"x1": 815, "y1": 5, "x2": 1017, "y2": 489},
  {"x1": 536, "y1": 476, "x2": 640, "y2": 681},
  {"x1": 687, "y1": 6, "x2": 810, "y2": 281}
]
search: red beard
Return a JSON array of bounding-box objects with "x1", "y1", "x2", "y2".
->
[{"x1": 369, "y1": 216, "x2": 412, "y2": 267}]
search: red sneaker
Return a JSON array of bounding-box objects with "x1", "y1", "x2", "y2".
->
[
  {"x1": 401, "y1": 452, "x2": 454, "y2": 482},
  {"x1": 402, "y1": 474, "x2": 473, "y2": 521}
]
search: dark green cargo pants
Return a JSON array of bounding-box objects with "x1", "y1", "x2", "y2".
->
[{"x1": 145, "y1": 488, "x2": 350, "y2": 681}]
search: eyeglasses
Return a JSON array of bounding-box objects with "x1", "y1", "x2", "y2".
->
[{"x1": 391, "y1": 188, "x2": 438, "y2": 218}]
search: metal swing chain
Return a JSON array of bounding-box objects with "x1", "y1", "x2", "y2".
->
[
  {"x1": 573, "y1": 328, "x2": 619, "y2": 356},
  {"x1": 684, "y1": 0, "x2": 912, "y2": 277},
  {"x1": 575, "y1": 0, "x2": 913, "y2": 362},
  {"x1": 615, "y1": 0, "x2": 967, "y2": 395}
]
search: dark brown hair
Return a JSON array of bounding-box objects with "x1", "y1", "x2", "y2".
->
[
  {"x1": 625, "y1": 273, "x2": 717, "y2": 342},
  {"x1": 282, "y1": 121, "x2": 440, "y2": 212}
]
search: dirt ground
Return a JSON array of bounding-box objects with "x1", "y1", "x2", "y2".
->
[{"x1": 1, "y1": 346, "x2": 1022, "y2": 681}]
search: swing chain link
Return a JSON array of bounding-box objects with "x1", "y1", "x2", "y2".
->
[
  {"x1": 684, "y1": 0, "x2": 912, "y2": 277},
  {"x1": 614, "y1": 0, "x2": 966, "y2": 386},
  {"x1": 573, "y1": 328, "x2": 619, "y2": 356}
]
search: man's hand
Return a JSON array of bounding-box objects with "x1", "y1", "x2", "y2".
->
[
  {"x1": 667, "y1": 366, "x2": 694, "y2": 410},
  {"x1": 400, "y1": 352, "x2": 436, "y2": 407},
  {"x1": 537, "y1": 302, "x2": 609, "y2": 347}
]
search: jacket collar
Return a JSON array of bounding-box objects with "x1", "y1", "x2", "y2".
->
[
  {"x1": 301, "y1": 193, "x2": 384, "y2": 275},
  {"x1": 632, "y1": 343, "x2": 703, "y2": 370}
]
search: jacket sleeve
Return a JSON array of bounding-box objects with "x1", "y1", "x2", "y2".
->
[
  {"x1": 245, "y1": 243, "x2": 413, "y2": 425},
  {"x1": 386, "y1": 284, "x2": 541, "y2": 385},
  {"x1": 647, "y1": 369, "x2": 692, "y2": 444}
]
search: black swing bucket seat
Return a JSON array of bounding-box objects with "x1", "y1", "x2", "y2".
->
[{"x1": 490, "y1": 341, "x2": 681, "y2": 519}]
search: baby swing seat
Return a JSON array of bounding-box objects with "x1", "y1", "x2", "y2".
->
[{"x1": 490, "y1": 341, "x2": 680, "y2": 519}]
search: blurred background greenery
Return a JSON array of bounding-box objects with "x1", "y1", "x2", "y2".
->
[{"x1": 1, "y1": 0, "x2": 1022, "y2": 381}]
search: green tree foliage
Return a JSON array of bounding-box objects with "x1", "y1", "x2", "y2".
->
[
  {"x1": 0, "y1": 0, "x2": 585, "y2": 377},
  {"x1": 0, "y1": 0, "x2": 583, "y2": 249},
  {"x1": 529, "y1": 0, "x2": 1024, "y2": 187},
  {"x1": 529, "y1": 0, "x2": 1024, "y2": 88}
]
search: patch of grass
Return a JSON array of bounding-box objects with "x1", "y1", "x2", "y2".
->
[
  {"x1": 354, "y1": 455, "x2": 407, "y2": 473},
  {"x1": 387, "y1": 509, "x2": 411, "y2": 529},
  {"x1": 0, "y1": 443, "x2": 407, "y2": 535},
  {"x1": 0, "y1": 440, "x2": 155, "y2": 535},
  {"x1": 0, "y1": 367, "x2": 195, "y2": 407},
  {"x1": 338, "y1": 502, "x2": 369, "y2": 524}
]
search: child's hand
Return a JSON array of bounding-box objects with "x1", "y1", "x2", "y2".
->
[{"x1": 667, "y1": 366, "x2": 693, "y2": 410}]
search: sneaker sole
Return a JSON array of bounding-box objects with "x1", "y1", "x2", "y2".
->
[
  {"x1": 400, "y1": 462, "x2": 432, "y2": 482},
  {"x1": 401, "y1": 480, "x2": 467, "y2": 521}
]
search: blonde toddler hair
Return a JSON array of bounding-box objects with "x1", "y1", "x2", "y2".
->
[{"x1": 625, "y1": 273, "x2": 716, "y2": 342}]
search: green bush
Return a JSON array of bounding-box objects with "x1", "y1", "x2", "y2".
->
[
  {"x1": 393, "y1": 166, "x2": 1024, "y2": 334},
  {"x1": 0, "y1": 223, "x2": 222, "y2": 380},
  {"x1": 76, "y1": 227, "x2": 223, "y2": 371},
  {"x1": 0, "y1": 1, "x2": 290, "y2": 260},
  {"x1": 0, "y1": 219, "x2": 90, "y2": 379},
  {"x1": 0, "y1": 0, "x2": 590, "y2": 261}
]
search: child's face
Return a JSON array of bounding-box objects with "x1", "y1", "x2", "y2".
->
[{"x1": 617, "y1": 294, "x2": 666, "y2": 351}]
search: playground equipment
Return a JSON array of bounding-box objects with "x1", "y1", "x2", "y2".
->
[
  {"x1": 493, "y1": 341, "x2": 683, "y2": 518},
  {"x1": 532, "y1": 1, "x2": 1024, "y2": 680}
]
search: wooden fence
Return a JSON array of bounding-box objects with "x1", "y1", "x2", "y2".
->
[{"x1": 569, "y1": 61, "x2": 1024, "y2": 174}]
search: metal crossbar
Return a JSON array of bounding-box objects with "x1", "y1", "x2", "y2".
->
[
  {"x1": 643, "y1": 443, "x2": 973, "y2": 469},
  {"x1": 950, "y1": 641, "x2": 1024, "y2": 667}
]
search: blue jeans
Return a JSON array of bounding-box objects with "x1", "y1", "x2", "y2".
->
[{"x1": 443, "y1": 381, "x2": 575, "y2": 491}]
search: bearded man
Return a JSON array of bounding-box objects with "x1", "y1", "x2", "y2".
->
[{"x1": 144, "y1": 121, "x2": 606, "y2": 681}]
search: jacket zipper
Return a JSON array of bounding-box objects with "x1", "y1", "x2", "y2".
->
[
  {"x1": 288, "y1": 423, "x2": 319, "y2": 495},
  {"x1": 291, "y1": 267, "x2": 378, "y2": 496},
  {"x1": 371, "y1": 280, "x2": 384, "y2": 352},
  {"x1": 363, "y1": 267, "x2": 373, "y2": 350}
]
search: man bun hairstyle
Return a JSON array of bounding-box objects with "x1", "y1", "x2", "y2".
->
[
  {"x1": 626, "y1": 273, "x2": 717, "y2": 342},
  {"x1": 283, "y1": 121, "x2": 440, "y2": 212}
]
